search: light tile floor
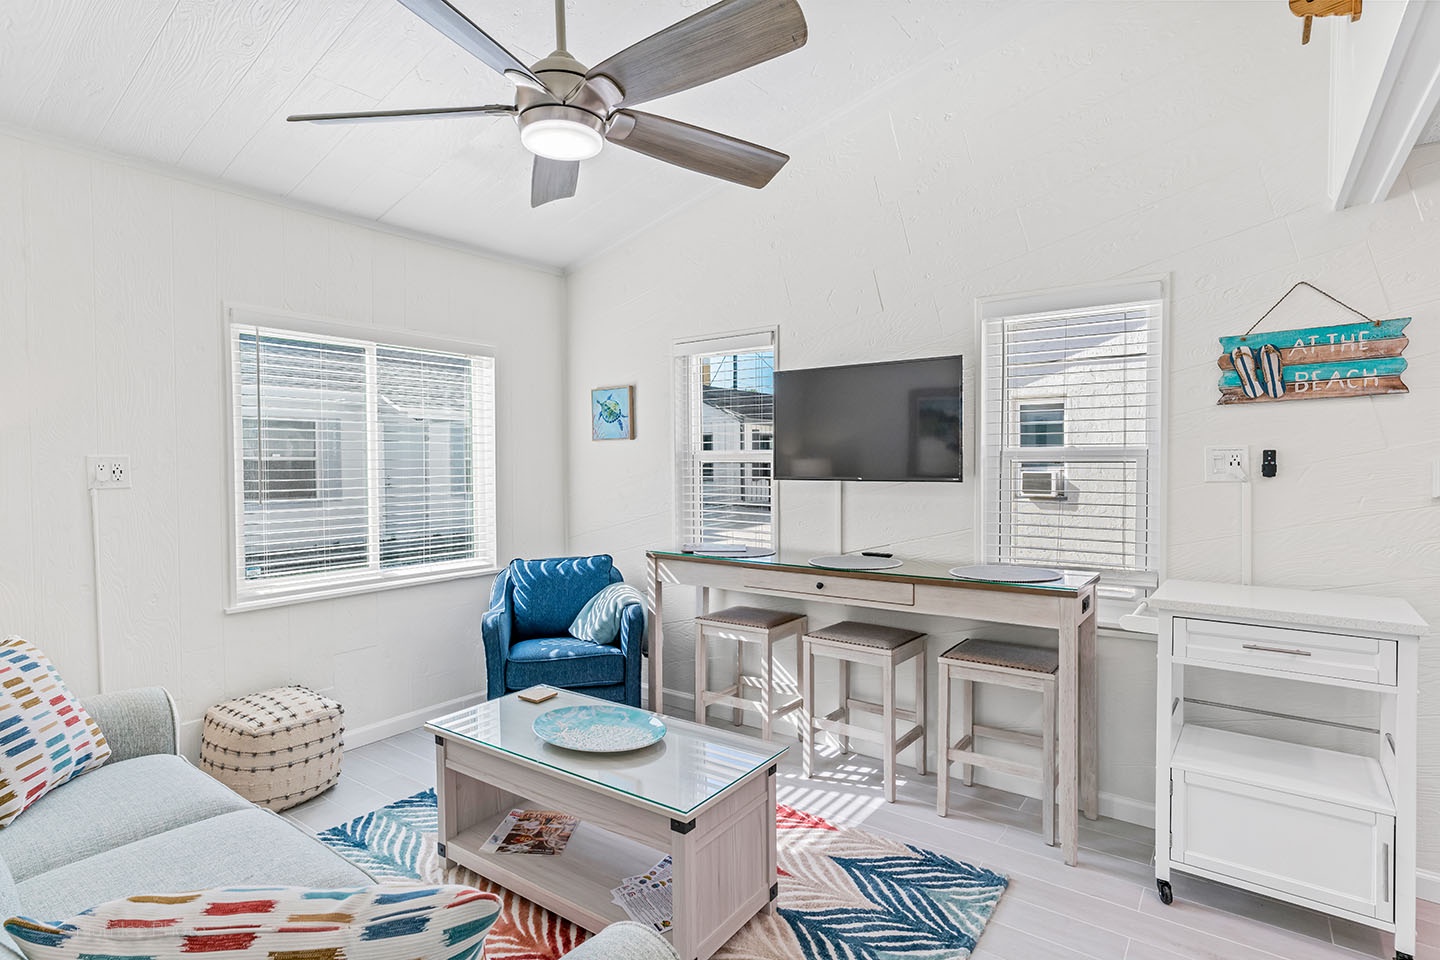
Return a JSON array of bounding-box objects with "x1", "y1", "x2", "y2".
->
[{"x1": 287, "y1": 726, "x2": 1439, "y2": 960}]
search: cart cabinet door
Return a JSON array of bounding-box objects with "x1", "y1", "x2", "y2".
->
[{"x1": 1174, "y1": 771, "x2": 1394, "y2": 921}]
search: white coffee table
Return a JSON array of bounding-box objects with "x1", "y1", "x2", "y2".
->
[{"x1": 427, "y1": 690, "x2": 786, "y2": 960}]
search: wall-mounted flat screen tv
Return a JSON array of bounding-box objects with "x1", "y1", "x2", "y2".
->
[{"x1": 774, "y1": 355, "x2": 963, "y2": 482}]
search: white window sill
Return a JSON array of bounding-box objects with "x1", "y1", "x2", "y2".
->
[{"x1": 226, "y1": 563, "x2": 499, "y2": 614}]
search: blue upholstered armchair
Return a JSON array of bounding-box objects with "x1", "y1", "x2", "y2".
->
[{"x1": 482, "y1": 555, "x2": 645, "y2": 707}]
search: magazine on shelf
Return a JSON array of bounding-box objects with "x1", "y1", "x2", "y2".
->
[
  {"x1": 610, "y1": 855, "x2": 673, "y2": 933},
  {"x1": 480, "y1": 808, "x2": 579, "y2": 855}
]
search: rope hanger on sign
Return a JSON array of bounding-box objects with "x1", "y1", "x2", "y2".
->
[{"x1": 1243, "y1": 280, "x2": 1375, "y2": 337}]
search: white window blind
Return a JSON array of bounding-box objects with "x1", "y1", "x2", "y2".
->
[
  {"x1": 675, "y1": 333, "x2": 776, "y2": 549},
  {"x1": 980, "y1": 297, "x2": 1163, "y2": 589},
  {"x1": 229, "y1": 318, "x2": 496, "y2": 607}
]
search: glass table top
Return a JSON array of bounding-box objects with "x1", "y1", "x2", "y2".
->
[
  {"x1": 648, "y1": 548, "x2": 1101, "y2": 594},
  {"x1": 427, "y1": 689, "x2": 786, "y2": 818}
]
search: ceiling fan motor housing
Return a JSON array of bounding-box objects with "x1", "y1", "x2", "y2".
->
[{"x1": 515, "y1": 51, "x2": 611, "y2": 160}]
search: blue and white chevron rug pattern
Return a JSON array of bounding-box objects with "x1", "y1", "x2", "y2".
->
[{"x1": 318, "y1": 791, "x2": 1008, "y2": 960}]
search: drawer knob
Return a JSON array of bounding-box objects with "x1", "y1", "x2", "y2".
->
[
  {"x1": 1241, "y1": 643, "x2": 1312, "y2": 657},
  {"x1": 815, "y1": 581, "x2": 825, "y2": 590}
]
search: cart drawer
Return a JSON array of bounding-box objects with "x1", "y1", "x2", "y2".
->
[
  {"x1": 1173, "y1": 618, "x2": 1396, "y2": 685},
  {"x1": 744, "y1": 570, "x2": 914, "y2": 606},
  {"x1": 1173, "y1": 771, "x2": 1394, "y2": 921}
]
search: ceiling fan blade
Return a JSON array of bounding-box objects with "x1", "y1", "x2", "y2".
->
[
  {"x1": 606, "y1": 110, "x2": 788, "y2": 188},
  {"x1": 532, "y1": 156, "x2": 580, "y2": 207},
  {"x1": 394, "y1": 0, "x2": 545, "y2": 89},
  {"x1": 287, "y1": 105, "x2": 516, "y2": 124},
  {"x1": 587, "y1": 0, "x2": 807, "y2": 109}
]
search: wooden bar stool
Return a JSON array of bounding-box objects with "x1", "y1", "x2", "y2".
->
[
  {"x1": 801, "y1": 620, "x2": 927, "y2": 803},
  {"x1": 936, "y1": 638, "x2": 1060, "y2": 846},
  {"x1": 694, "y1": 606, "x2": 808, "y2": 741}
]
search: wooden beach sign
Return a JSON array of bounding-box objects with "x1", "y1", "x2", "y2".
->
[{"x1": 1216, "y1": 318, "x2": 1411, "y2": 405}]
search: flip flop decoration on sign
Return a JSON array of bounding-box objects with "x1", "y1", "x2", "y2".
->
[
  {"x1": 1217, "y1": 282, "x2": 1410, "y2": 405},
  {"x1": 1226, "y1": 344, "x2": 1288, "y2": 400}
]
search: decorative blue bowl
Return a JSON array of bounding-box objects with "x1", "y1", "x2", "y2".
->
[{"x1": 532, "y1": 704, "x2": 668, "y2": 753}]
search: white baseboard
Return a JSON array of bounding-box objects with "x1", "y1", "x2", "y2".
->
[
  {"x1": 953, "y1": 767, "x2": 1155, "y2": 828},
  {"x1": 652, "y1": 686, "x2": 695, "y2": 715},
  {"x1": 344, "y1": 692, "x2": 486, "y2": 750},
  {"x1": 1416, "y1": 869, "x2": 1440, "y2": 905}
]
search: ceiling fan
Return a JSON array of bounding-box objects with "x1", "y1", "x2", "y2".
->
[{"x1": 287, "y1": 0, "x2": 808, "y2": 207}]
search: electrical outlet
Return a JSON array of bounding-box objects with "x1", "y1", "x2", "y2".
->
[
  {"x1": 86, "y1": 455, "x2": 131, "y2": 490},
  {"x1": 1204, "y1": 446, "x2": 1249, "y2": 483}
]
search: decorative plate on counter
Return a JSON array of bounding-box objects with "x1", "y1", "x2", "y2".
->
[{"x1": 532, "y1": 704, "x2": 667, "y2": 753}]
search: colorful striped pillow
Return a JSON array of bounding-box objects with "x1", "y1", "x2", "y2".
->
[
  {"x1": 5, "y1": 886, "x2": 501, "y2": 960},
  {"x1": 0, "y1": 636, "x2": 110, "y2": 828}
]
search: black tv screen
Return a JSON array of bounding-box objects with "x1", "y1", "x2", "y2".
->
[{"x1": 774, "y1": 356, "x2": 963, "y2": 482}]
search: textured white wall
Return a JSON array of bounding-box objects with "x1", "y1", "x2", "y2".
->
[
  {"x1": 0, "y1": 127, "x2": 567, "y2": 756},
  {"x1": 564, "y1": 1, "x2": 1440, "y2": 856}
]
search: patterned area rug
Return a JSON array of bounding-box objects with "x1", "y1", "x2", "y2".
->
[{"x1": 318, "y1": 790, "x2": 1006, "y2": 960}]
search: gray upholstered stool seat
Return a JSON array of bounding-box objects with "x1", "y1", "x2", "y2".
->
[
  {"x1": 940, "y1": 639, "x2": 1059, "y2": 674},
  {"x1": 801, "y1": 621, "x2": 928, "y2": 803},
  {"x1": 695, "y1": 606, "x2": 808, "y2": 741},
  {"x1": 806, "y1": 620, "x2": 924, "y2": 650},
  {"x1": 699, "y1": 606, "x2": 806, "y2": 630},
  {"x1": 937, "y1": 638, "x2": 1059, "y2": 846}
]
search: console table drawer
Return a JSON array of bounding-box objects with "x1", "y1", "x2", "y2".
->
[
  {"x1": 744, "y1": 571, "x2": 915, "y2": 606},
  {"x1": 1174, "y1": 618, "x2": 1396, "y2": 685}
]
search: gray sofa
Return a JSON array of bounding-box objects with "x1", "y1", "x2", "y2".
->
[{"x1": 0, "y1": 687, "x2": 675, "y2": 960}]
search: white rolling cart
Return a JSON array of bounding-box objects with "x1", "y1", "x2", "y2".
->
[{"x1": 1150, "y1": 580, "x2": 1426, "y2": 960}]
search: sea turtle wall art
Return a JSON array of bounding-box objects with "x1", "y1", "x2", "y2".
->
[{"x1": 592, "y1": 385, "x2": 635, "y2": 440}]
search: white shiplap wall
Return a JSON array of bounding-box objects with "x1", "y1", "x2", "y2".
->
[
  {"x1": 0, "y1": 126, "x2": 567, "y2": 756},
  {"x1": 563, "y1": 2, "x2": 1440, "y2": 865}
]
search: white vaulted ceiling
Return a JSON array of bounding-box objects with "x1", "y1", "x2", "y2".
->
[{"x1": 0, "y1": 0, "x2": 1005, "y2": 267}]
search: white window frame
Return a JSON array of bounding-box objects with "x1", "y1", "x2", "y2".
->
[
  {"x1": 223, "y1": 305, "x2": 499, "y2": 612},
  {"x1": 977, "y1": 280, "x2": 1167, "y2": 601},
  {"x1": 673, "y1": 328, "x2": 779, "y2": 551}
]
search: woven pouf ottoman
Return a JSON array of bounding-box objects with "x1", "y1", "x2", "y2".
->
[{"x1": 200, "y1": 685, "x2": 344, "y2": 811}]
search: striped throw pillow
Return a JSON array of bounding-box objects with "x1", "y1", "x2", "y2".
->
[
  {"x1": 569, "y1": 583, "x2": 645, "y2": 645},
  {"x1": 0, "y1": 636, "x2": 110, "y2": 828},
  {"x1": 5, "y1": 886, "x2": 501, "y2": 960}
]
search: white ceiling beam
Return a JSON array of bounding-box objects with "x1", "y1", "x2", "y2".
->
[{"x1": 1329, "y1": 0, "x2": 1440, "y2": 209}]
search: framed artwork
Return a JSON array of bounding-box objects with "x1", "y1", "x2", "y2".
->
[{"x1": 591, "y1": 385, "x2": 635, "y2": 440}]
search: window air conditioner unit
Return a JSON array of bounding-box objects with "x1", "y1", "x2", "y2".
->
[{"x1": 1019, "y1": 469, "x2": 1065, "y2": 499}]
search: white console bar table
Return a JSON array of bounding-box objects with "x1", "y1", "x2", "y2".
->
[
  {"x1": 1150, "y1": 580, "x2": 1426, "y2": 960},
  {"x1": 645, "y1": 549, "x2": 1100, "y2": 865}
]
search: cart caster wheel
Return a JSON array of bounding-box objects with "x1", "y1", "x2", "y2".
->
[
  {"x1": 1394, "y1": 952, "x2": 1413, "y2": 960},
  {"x1": 1156, "y1": 879, "x2": 1173, "y2": 905}
]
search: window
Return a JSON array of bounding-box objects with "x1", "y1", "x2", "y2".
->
[
  {"x1": 979, "y1": 286, "x2": 1163, "y2": 591},
  {"x1": 228, "y1": 312, "x2": 496, "y2": 608},
  {"x1": 675, "y1": 331, "x2": 776, "y2": 549},
  {"x1": 1018, "y1": 401, "x2": 1065, "y2": 449}
]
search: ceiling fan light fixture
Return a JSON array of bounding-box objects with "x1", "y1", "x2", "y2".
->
[{"x1": 518, "y1": 106, "x2": 606, "y2": 161}]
